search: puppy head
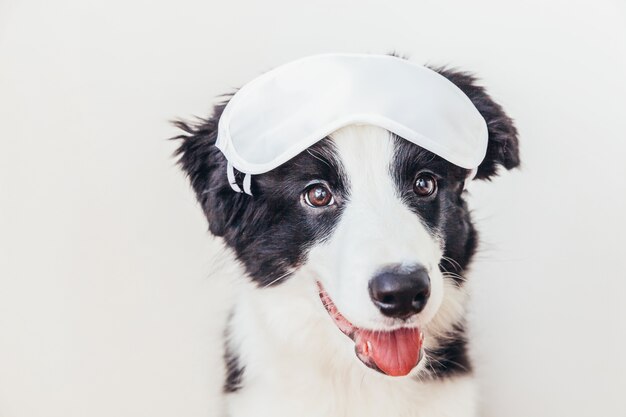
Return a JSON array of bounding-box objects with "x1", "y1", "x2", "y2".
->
[{"x1": 174, "y1": 67, "x2": 519, "y2": 376}]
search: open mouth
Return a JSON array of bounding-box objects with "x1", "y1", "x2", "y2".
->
[{"x1": 317, "y1": 282, "x2": 424, "y2": 377}]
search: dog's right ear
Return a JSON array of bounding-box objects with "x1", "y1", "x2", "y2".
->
[
  {"x1": 172, "y1": 102, "x2": 247, "y2": 237},
  {"x1": 434, "y1": 67, "x2": 521, "y2": 180}
]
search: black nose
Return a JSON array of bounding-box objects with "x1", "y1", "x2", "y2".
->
[{"x1": 369, "y1": 266, "x2": 431, "y2": 319}]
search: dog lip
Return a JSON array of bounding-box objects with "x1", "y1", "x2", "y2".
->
[
  {"x1": 316, "y1": 281, "x2": 424, "y2": 376},
  {"x1": 317, "y1": 281, "x2": 357, "y2": 337}
]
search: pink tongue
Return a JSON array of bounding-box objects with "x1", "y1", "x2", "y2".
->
[{"x1": 355, "y1": 327, "x2": 423, "y2": 376}]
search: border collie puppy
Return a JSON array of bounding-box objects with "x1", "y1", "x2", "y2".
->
[{"x1": 174, "y1": 64, "x2": 519, "y2": 417}]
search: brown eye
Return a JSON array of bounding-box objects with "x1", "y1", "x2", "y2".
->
[
  {"x1": 303, "y1": 183, "x2": 334, "y2": 207},
  {"x1": 413, "y1": 174, "x2": 437, "y2": 197}
]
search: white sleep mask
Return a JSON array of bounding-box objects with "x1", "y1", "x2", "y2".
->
[{"x1": 215, "y1": 53, "x2": 488, "y2": 195}]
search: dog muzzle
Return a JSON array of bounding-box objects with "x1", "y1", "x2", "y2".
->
[{"x1": 215, "y1": 53, "x2": 488, "y2": 195}]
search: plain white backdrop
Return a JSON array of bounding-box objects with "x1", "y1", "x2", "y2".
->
[{"x1": 1, "y1": 1, "x2": 625, "y2": 416}]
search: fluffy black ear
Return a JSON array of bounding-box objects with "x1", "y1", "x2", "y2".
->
[
  {"x1": 172, "y1": 102, "x2": 248, "y2": 237},
  {"x1": 434, "y1": 67, "x2": 520, "y2": 180}
]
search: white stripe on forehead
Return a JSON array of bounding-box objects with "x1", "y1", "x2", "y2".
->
[{"x1": 329, "y1": 125, "x2": 397, "y2": 197}]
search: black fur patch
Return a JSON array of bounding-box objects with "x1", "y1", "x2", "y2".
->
[
  {"x1": 423, "y1": 323, "x2": 472, "y2": 379},
  {"x1": 223, "y1": 342, "x2": 244, "y2": 393},
  {"x1": 174, "y1": 118, "x2": 349, "y2": 287}
]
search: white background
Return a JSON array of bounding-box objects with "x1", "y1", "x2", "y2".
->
[{"x1": 1, "y1": 1, "x2": 625, "y2": 416}]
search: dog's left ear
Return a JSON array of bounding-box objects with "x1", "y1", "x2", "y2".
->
[
  {"x1": 171, "y1": 101, "x2": 250, "y2": 238},
  {"x1": 434, "y1": 67, "x2": 520, "y2": 180}
]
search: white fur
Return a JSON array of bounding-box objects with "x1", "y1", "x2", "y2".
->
[{"x1": 224, "y1": 126, "x2": 475, "y2": 417}]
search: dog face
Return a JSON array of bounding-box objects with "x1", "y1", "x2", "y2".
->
[{"x1": 175, "y1": 67, "x2": 519, "y2": 377}]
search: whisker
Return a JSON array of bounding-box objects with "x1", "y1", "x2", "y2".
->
[
  {"x1": 440, "y1": 255, "x2": 462, "y2": 272},
  {"x1": 442, "y1": 271, "x2": 467, "y2": 282}
]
